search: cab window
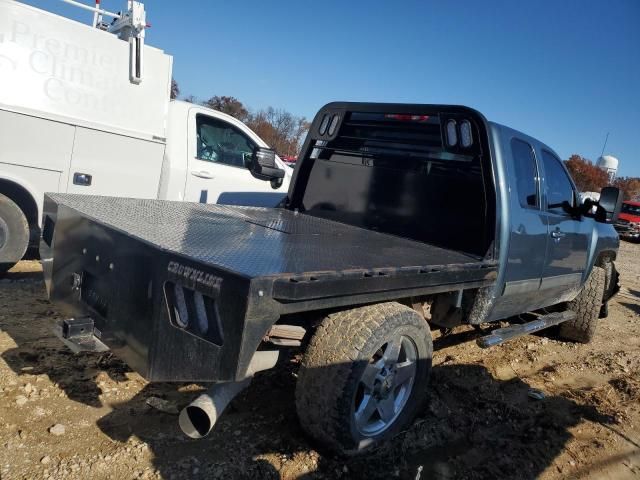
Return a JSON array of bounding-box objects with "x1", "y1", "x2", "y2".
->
[
  {"x1": 541, "y1": 150, "x2": 575, "y2": 215},
  {"x1": 510, "y1": 138, "x2": 539, "y2": 209},
  {"x1": 196, "y1": 115, "x2": 256, "y2": 168}
]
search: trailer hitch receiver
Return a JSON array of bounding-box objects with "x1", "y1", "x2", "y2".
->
[{"x1": 54, "y1": 317, "x2": 109, "y2": 353}]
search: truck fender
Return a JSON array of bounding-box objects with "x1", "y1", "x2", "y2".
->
[{"x1": 584, "y1": 226, "x2": 616, "y2": 281}]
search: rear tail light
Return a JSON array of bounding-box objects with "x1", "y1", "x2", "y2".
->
[
  {"x1": 164, "y1": 281, "x2": 224, "y2": 346},
  {"x1": 384, "y1": 114, "x2": 430, "y2": 122}
]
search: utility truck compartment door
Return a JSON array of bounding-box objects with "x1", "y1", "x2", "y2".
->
[{"x1": 66, "y1": 127, "x2": 164, "y2": 198}]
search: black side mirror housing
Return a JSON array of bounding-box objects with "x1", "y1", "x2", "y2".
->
[
  {"x1": 249, "y1": 147, "x2": 285, "y2": 181},
  {"x1": 595, "y1": 186, "x2": 623, "y2": 223}
]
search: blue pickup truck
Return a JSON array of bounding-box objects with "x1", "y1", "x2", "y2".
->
[{"x1": 41, "y1": 102, "x2": 622, "y2": 454}]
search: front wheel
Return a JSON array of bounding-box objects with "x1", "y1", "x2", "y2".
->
[
  {"x1": 295, "y1": 302, "x2": 433, "y2": 455},
  {"x1": 559, "y1": 266, "x2": 605, "y2": 343}
]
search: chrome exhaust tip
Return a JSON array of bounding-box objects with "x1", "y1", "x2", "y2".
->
[{"x1": 179, "y1": 351, "x2": 279, "y2": 439}]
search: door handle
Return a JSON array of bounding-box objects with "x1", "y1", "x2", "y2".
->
[
  {"x1": 551, "y1": 230, "x2": 566, "y2": 239},
  {"x1": 190, "y1": 170, "x2": 214, "y2": 179},
  {"x1": 73, "y1": 172, "x2": 92, "y2": 186}
]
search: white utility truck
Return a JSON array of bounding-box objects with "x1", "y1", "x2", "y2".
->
[{"x1": 0, "y1": 0, "x2": 291, "y2": 272}]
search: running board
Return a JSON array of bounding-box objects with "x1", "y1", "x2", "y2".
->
[{"x1": 477, "y1": 311, "x2": 576, "y2": 349}]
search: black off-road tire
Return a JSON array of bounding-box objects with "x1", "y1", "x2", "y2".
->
[
  {"x1": 601, "y1": 260, "x2": 618, "y2": 301},
  {"x1": 0, "y1": 193, "x2": 29, "y2": 274},
  {"x1": 599, "y1": 260, "x2": 618, "y2": 318},
  {"x1": 560, "y1": 266, "x2": 605, "y2": 343},
  {"x1": 295, "y1": 302, "x2": 433, "y2": 455}
]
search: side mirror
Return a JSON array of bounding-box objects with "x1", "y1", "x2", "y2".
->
[
  {"x1": 595, "y1": 186, "x2": 623, "y2": 223},
  {"x1": 249, "y1": 147, "x2": 285, "y2": 181}
]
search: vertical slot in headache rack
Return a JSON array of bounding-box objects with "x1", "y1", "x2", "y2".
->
[{"x1": 60, "y1": 0, "x2": 147, "y2": 84}]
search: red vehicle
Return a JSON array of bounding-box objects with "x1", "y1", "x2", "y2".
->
[
  {"x1": 614, "y1": 201, "x2": 640, "y2": 240},
  {"x1": 280, "y1": 155, "x2": 298, "y2": 167}
]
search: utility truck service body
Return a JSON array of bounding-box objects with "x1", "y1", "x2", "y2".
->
[
  {"x1": 0, "y1": 0, "x2": 290, "y2": 271},
  {"x1": 42, "y1": 103, "x2": 622, "y2": 454}
]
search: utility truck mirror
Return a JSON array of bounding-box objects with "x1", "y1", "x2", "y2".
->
[
  {"x1": 596, "y1": 186, "x2": 623, "y2": 223},
  {"x1": 243, "y1": 152, "x2": 252, "y2": 169},
  {"x1": 250, "y1": 147, "x2": 285, "y2": 181}
]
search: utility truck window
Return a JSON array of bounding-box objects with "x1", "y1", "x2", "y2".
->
[
  {"x1": 541, "y1": 150, "x2": 574, "y2": 215},
  {"x1": 510, "y1": 138, "x2": 539, "y2": 208},
  {"x1": 196, "y1": 115, "x2": 256, "y2": 168}
]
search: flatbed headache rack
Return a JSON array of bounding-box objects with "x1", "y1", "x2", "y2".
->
[{"x1": 41, "y1": 194, "x2": 497, "y2": 382}]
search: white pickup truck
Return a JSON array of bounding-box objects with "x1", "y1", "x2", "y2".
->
[{"x1": 0, "y1": 0, "x2": 291, "y2": 272}]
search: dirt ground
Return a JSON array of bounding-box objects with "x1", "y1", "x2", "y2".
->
[{"x1": 0, "y1": 242, "x2": 639, "y2": 480}]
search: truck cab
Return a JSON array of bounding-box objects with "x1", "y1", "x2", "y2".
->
[
  {"x1": 486, "y1": 123, "x2": 619, "y2": 320},
  {"x1": 160, "y1": 101, "x2": 291, "y2": 207}
]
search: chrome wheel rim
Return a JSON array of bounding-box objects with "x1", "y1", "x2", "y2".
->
[{"x1": 352, "y1": 335, "x2": 418, "y2": 436}]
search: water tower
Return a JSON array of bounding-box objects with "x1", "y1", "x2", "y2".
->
[{"x1": 597, "y1": 155, "x2": 619, "y2": 183}]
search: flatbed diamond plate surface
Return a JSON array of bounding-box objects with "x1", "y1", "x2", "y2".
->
[{"x1": 48, "y1": 194, "x2": 484, "y2": 278}]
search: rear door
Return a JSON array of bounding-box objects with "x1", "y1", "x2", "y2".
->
[
  {"x1": 490, "y1": 135, "x2": 549, "y2": 319},
  {"x1": 538, "y1": 149, "x2": 589, "y2": 299}
]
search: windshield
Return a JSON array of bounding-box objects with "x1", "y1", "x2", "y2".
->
[{"x1": 621, "y1": 203, "x2": 640, "y2": 215}]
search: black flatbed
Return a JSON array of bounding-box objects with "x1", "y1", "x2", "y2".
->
[
  {"x1": 45, "y1": 194, "x2": 496, "y2": 289},
  {"x1": 42, "y1": 194, "x2": 497, "y2": 382}
]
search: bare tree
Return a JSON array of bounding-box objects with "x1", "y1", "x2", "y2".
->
[
  {"x1": 614, "y1": 177, "x2": 640, "y2": 201},
  {"x1": 170, "y1": 78, "x2": 180, "y2": 100},
  {"x1": 202, "y1": 96, "x2": 249, "y2": 122},
  {"x1": 248, "y1": 107, "x2": 309, "y2": 156},
  {"x1": 173, "y1": 90, "x2": 309, "y2": 156},
  {"x1": 182, "y1": 95, "x2": 199, "y2": 104}
]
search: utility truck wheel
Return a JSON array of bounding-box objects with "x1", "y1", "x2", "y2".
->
[
  {"x1": 0, "y1": 194, "x2": 29, "y2": 274},
  {"x1": 295, "y1": 302, "x2": 432, "y2": 455},
  {"x1": 560, "y1": 266, "x2": 605, "y2": 343}
]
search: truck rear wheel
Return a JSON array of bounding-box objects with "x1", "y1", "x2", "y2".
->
[
  {"x1": 560, "y1": 266, "x2": 605, "y2": 343},
  {"x1": 0, "y1": 193, "x2": 29, "y2": 274},
  {"x1": 295, "y1": 302, "x2": 433, "y2": 455}
]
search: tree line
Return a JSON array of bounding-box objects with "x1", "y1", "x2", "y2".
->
[
  {"x1": 171, "y1": 80, "x2": 639, "y2": 198},
  {"x1": 565, "y1": 155, "x2": 640, "y2": 201},
  {"x1": 171, "y1": 79, "x2": 309, "y2": 158}
]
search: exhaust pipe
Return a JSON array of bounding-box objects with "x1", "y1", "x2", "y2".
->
[{"x1": 179, "y1": 351, "x2": 279, "y2": 439}]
